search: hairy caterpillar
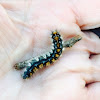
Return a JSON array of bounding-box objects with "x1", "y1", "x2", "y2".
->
[{"x1": 14, "y1": 30, "x2": 82, "y2": 79}]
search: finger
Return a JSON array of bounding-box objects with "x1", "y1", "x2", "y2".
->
[
  {"x1": 70, "y1": 0, "x2": 100, "y2": 29},
  {"x1": 76, "y1": 32, "x2": 100, "y2": 99},
  {"x1": 87, "y1": 82, "x2": 100, "y2": 100}
]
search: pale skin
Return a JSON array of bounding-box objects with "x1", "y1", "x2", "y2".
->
[{"x1": 0, "y1": 0, "x2": 100, "y2": 100}]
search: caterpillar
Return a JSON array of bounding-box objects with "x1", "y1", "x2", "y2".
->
[{"x1": 14, "y1": 30, "x2": 82, "y2": 79}]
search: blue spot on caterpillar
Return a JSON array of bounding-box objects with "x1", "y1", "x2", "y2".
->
[{"x1": 14, "y1": 30, "x2": 82, "y2": 79}]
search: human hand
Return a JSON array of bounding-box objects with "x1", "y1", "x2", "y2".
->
[{"x1": 0, "y1": 0, "x2": 100, "y2": 100}]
